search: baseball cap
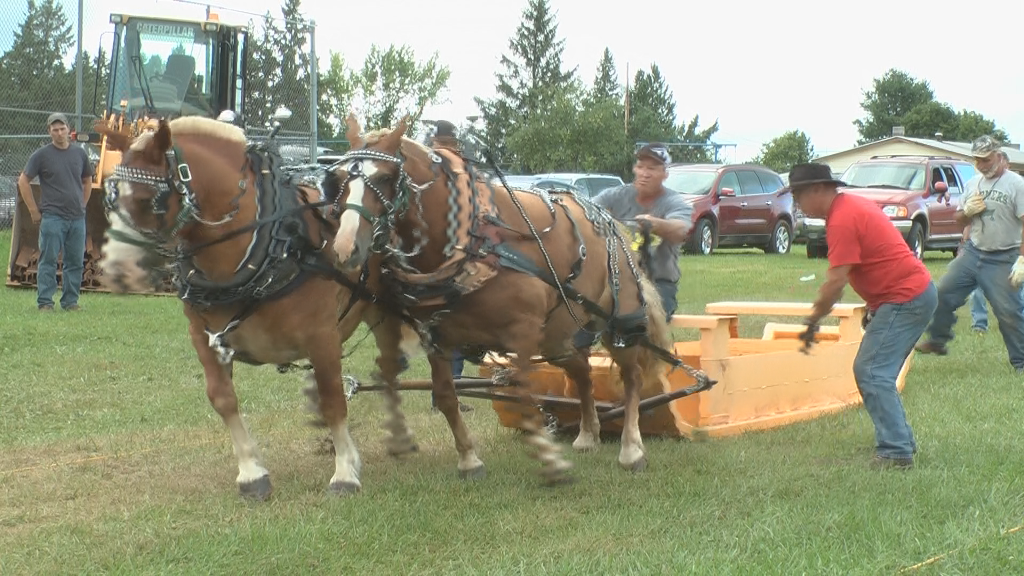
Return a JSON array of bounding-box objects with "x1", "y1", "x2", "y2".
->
[
  {"x1": 46, "y1": 112, "x2": 69, "y2": 127},
  {"x1": 970, "y1": 135, "x2": 1002, "y2": 158},
  {"x1": 636, "y1": 143, "x2": 672, "y2": 166}
]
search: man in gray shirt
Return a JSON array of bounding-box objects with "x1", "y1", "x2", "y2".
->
[
  {"x1": 17, "y1": 112, "x2": 94, "y2": 311},
  {"x1": 573, "y1": 143, "x2": 693, "y2": 351},
  {"x1": 916, "y1": 136, "x2": 1024, "y2": 371}
]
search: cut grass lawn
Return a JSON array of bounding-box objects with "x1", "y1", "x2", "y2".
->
[{"x1": 2, "y1": 230, "x2": 1023, "y2": 575}]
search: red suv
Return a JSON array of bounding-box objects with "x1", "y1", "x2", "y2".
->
[
  {"x1": 664, "y1": 163, "x2": 794, "y2": 255},
  {"x1": 802, "y1": 155, "x2": 976, "y2": 259}
]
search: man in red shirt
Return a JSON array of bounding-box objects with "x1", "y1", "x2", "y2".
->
[{"x1": 789, "y1": 163, "x2": 936, "y2": 469}]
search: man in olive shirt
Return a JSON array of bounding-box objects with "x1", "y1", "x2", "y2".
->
[{"x1": 17, "y1": 112, "x2": 94, "y2": 311}]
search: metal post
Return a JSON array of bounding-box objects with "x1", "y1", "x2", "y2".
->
[
  {"x1": 308, "y1": 20, "x2": 318, "y2": 162},
  {"x1": 75, "y1": 0, "x2": 84, "y2": 132}
]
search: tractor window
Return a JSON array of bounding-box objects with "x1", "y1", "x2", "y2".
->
[{"x1": 109, "y1": 19, "x2": 218, "y2": 119}]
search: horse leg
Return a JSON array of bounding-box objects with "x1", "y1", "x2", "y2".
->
[
  {"x1": 508, "y1": 353, "x2": 575, "y2": 485},
  {"x1": 549, "y1": 353, "x2": 601, "y2": 452},
  {"x1": 427, "y1": 352, "x2": 485, "y2": 479},
  {"x1": 370, "y1": 317, "x2": 419, "y2": 457},
  {"x1": 608, "y1": 347, "x2": 647, "y2": 472},
  {"x1": 191, "y1": 330, "x2": 272, "y2": 500},
  {"x1": 308, "y1": 342, "x2": 363, "y2": 495}
]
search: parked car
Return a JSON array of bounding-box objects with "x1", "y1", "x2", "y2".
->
[
  {"x1": 663, "y1": 163, "x2": 794, "y2": 255},
  {"x1": 802, "y1": 155, "x2": 975, "y2": 259},
  {"x1": 531, "y1": 173, "x2": 624, "y2": 198}
]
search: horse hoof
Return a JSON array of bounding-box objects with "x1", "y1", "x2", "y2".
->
[
  {"x1": 621, "y1": 456, "x2": 648, "y2": 473},
  {"x1": 239, "y1": 475, "x2": 273, "y2": 501},
  {"x1": 458, "y1": 465, "x2": 487, "y2": 480},
  {"x1": 387, "y1": 442, "x2": 419, "y2": 457},
  {"x1": 329, "y1": 481, "x2": 361, "y2": 496}
]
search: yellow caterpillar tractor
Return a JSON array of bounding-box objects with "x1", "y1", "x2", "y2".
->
[{"x1": 6, "y1": 12, "x2": 249, "y2": 293}]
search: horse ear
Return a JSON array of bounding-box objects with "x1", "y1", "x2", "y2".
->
[
  {"x1": 345, "y1": 113, "x2": 363, "y2": 148},
  {"x1": 141, "y1": 119, "x2": 173, "y2": 165},
  {"x1": 154, "y1": 119, "x2": 173, "y2": 152},
  {"x1": 382, "y1": 115, "x2": 410, "y2": 152},
  {"x1": 94, "y1": 119, "x2": 130, "y2": 152}
]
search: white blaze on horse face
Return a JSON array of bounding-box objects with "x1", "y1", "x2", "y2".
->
[
  {"x1": 99, "y1": 181, "x2": 151, "y2": 293},
  {"x1": 334, "y1": 160, "x2": 379, "y2": 269}
]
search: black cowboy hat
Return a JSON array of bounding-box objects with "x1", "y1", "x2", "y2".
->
[{"x1": 786, "y1": 162, "x2": 846, "y2": 193}]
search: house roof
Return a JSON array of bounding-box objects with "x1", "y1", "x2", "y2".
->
[{"x1": 816, "y1": 137, "x2": 1024, "y2": 166}]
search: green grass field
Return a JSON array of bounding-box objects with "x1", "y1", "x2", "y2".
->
[{"x1": 2, "y1": 230, "x2": 1023, "y2": 575}]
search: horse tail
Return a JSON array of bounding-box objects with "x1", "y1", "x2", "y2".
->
[{"x1": 634, "y1": 273, "x2": 673, "y2": 392}]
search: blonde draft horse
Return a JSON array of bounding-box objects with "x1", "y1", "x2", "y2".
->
[
  {"x1": 330, "y1": 114, "x2": 673, "y2": 484},
  {"x1": 96, "y1": 116, "x2": 421, "y2": 500}
]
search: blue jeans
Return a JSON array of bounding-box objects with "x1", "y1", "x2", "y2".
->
[
  {"x1": 924, "y1": 242, "x2": 1024, "y2": 368},
  {"x1": 857, "y1": 282, "x2": 937, "y2": 458},
  {"x1": 37, "y1": 214, "x2": 86, "y2": 308},
  {"x1": 970, "y1": 289, "x2": 988, "y2": 329},
  {"x1": 571, "y1": 279, "x2": 678, "y2": 349},
  {"x1": 452, "y1": 349, "x2": 466, "y2": 378}
]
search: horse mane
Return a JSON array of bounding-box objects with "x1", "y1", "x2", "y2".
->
[
  {"x1": 117, "y1": 116, "x2": 245, "y2": 152},
  {"x1": 168, "y1": 116, "x2": 246, "y2": 145}
]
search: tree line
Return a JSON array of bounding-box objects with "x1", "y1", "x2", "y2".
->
[
  {"x1": 753, "y1": 68, "x2": 1010, "y2": 174},
  {"x1": 0, "y1": 0, "x2": 1011, "y2": 180}
]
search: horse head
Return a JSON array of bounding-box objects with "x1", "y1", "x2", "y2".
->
[
  {"x1": 96, "y1": 116, "x2": 248, "y2": 292},
  {"x1": 329, "y1": 113, "x2": 435, "y2": 273}
]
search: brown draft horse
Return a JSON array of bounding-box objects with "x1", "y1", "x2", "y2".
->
[
  {"x1": 96, "y1": 115, "x2": 422, "y2": 499},
  {"x1": 329, "y1": 114, "x2": 678, "y2": 484}
]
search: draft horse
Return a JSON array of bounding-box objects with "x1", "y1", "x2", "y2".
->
[
  {"x1": 97, "y1": 115, "x2": 422, "y2": 499},
  {"x1": 329, "y1": 114, "x2": 693, "y2": 484}
]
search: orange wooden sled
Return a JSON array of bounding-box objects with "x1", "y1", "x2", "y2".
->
[{"x1": 470, "y1": 301, "x2": 914, "y2": 439}]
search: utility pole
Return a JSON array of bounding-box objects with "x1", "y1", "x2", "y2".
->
[
  {"x1": 75, "y1": 0, "x2": 83, "y2": 132},
  {"x1": 624, "y1": 62, "x2": 630, "y2": 135},
  {"x1": 308, "y1": 20, "x2": 318, "y2": 162}
]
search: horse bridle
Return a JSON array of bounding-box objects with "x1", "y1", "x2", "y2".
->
[
  {"x1": 104, "y1": 146, "x2": 199, "y2": 254},
  {"x1": 330, "y1": 147, "x2": 434, "y2": 256}
]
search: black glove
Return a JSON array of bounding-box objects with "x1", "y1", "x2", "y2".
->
[
  {"x1": 862, "y1": 309, "x2": 874, "y2": 330},
  {"x1": 798, "y1": 319, "x2": 819, "y2": 354}
]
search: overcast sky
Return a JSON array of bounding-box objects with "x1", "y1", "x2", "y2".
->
[{"x1": 3, "y1": 0, "x2": 1021, "y2": 162}]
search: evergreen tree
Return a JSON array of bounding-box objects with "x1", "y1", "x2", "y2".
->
[
  {"x1": 243, "y1": 12, "x2": 282, "y2": 129},
  {"x1": 474, "y1": 0, "x2": 577, "y2": 167},
  {"x1": 627, "y1": 64, "x2": 676, "y2": 144},
  {"x1": 590, "y1": 47, "x2": 620, "y2": 102},
  {"x1": 276, "y1": 0, "x2": 312, "y2": 133}
]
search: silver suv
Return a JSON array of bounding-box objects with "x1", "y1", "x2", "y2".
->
[{"x1": 531, "y1": 173, "x2": 624, "y2": 198}]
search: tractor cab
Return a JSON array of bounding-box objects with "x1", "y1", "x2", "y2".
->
[{"x1": 106, "y1": 13, "x2": 247, "y2": 122}]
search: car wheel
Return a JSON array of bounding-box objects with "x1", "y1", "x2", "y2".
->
[
  {"x1": 686, "y1": 218, "x2": 714, "y2": 255},
  {"x1": 806, "y1": 241, "x2": 828, "y2": 259},
  {"x1": 907, "y1": 221, "x2": 925, "y2": 260},
  {"x1": 766, "y1": 220, "x2": 792, "y2": 254}
]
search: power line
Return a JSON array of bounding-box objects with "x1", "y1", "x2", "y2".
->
[{"x1": 167, "y1": 0, "x2": 313, "y2": 27}]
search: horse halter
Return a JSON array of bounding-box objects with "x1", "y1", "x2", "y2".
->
[
  {"x1": 104, "y1": 146, "x2": 199, "y2": 253},
  {"x1": 331, "y1": 147, "x2": 433, "y2": 255}
]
